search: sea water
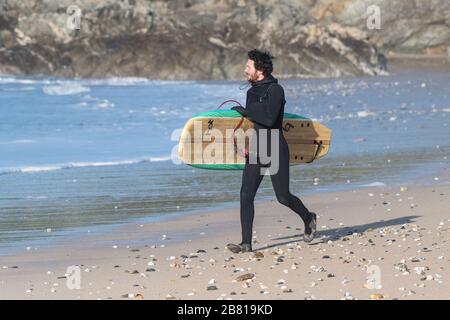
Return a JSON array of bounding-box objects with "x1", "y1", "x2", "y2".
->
[{"x1": 0, "y1": 68, "x2": 449, "y2": 252}]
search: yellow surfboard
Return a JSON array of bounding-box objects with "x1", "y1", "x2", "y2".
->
[{"x1": 178, "y1": 110, "x2": 332, "y2": 170}]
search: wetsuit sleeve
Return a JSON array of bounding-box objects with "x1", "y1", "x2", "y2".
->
[{"x1": 244, "y1": 85, "x2": 284, "y2": 127}]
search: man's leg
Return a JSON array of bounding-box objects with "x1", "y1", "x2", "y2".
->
[
  {"x1": 270, "y1": 149, "x2": 312, "y2": 225},
  {"x1": 240, "y1": 162, "x2": 264, "y2": 245}
]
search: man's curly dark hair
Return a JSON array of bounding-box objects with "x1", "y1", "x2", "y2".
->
[{"x1": 248, "y1": 49, "x2": 274, "y2": 76}]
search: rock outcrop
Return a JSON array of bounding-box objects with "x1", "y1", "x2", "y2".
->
[
  {"x1": 1, "y1": 0, "x2": 447, "y2": 79},
  {"x1": 309, "y1": 0, "x2": 450, "y2": 55}
]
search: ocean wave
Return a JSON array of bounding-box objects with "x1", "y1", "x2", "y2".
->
[
  {"x1": 42, "y1": 84, "x2": 91, "y2": 95},
  {"x1": 357, "y1": 110, "x2": 377, "y2": 118},
  {"x1": 0, "y1": 139, "x2": 34, "y2": 145},
  {"x1": 0, "y1": 86, "x2": 36, "y2": 92},
  {"x1": 80, "y1": 77, "x2": 196, "y2": 86},
  {"x1": 0, "y1": 156, "x2": 172, "y2": 175},
  {"x1": 1, "y1": 76, "x2": 196, "y2": 87},
  {"x1": 95, "y1": 99, "x2": 115, "y2": 109},
  {"x1": 361, "y1": 181, "x2": 386, "y2": 187},
  {"x1": 0, "y1": 77, "x2": 52, "y2": 85}
]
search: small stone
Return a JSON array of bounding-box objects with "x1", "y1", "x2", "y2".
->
[
  {"x1": 370, "y1": 293, "x2": 384, "y2": 300},
  {"x1": 253, "y1": 252, "x2": 264, "y2": 259},
  {"x1": 236, "y1": 273, "x2": 255, "y2": 282},
  {"x1": 207, "y1": 285, "x2": 218, "y2": 291}
]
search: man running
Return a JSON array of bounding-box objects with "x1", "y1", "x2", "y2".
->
[{"x1": 227, "y1": 49, "x2": 317, "y2": 253}]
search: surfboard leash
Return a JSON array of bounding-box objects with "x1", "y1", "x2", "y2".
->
[
  {"x1": 306, "y1": 140, "x2": 323, "y2": 163},
  {"x1": 216, "y1": 99, "x2": 243, "y2": 109}
]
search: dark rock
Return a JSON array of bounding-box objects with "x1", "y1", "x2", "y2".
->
[{"x1": 0, "y1": 0, "x2": 390, "y2": 79}]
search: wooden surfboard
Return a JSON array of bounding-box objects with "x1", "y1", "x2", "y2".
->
[{"x1": 178, "y1": 110, "x2": 332, "y2": 170}]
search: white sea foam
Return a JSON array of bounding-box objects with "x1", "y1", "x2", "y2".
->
[
  {"x1": 1, "y1": 86, "x2": 36, "y2": 91},
  {"x1": 43, "y1": 84, "x2": 91, "y2": 95},
  {"x1": 0, "y1": 77, "x2": 52, "y2": 84},
  {"x1": 96, "y1": 99, "x2": 115, "y2": 109},
  {"x1": 0, "y1": 139, "x2": 34, "y2": 145},
  {"x1": 0, "y1": 156, "x2": 172, "y2": 175},
  {"x1": 357, "y1": 110, "x2": 376, "y2": 118},
  {"x1": 80, "y1": 77, "x2": 195, "y2": 86},
  {"x1": 1, "y1": 76, "x2": 196, "y2": 87},
  {"x1": 25, "y1": 195, "x2": 49, "y2": 200},
  {"x1": 361, "y1": 182, "x2": 386, "y2": 187}
]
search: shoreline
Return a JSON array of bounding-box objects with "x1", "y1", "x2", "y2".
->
[
  {"x1": 0, "y1": 165, "x2": 449, "y2": 299},
  {"x1": 1, "y1": 54, "x2": 450, "y2": 82},
  {"x1": 1, "y1": 156, "x2": 448, "y2": 257}
]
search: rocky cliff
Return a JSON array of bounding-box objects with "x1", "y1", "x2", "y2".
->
[{"x1": 0, "y1": 0, "x2": 448, "y2": 79}]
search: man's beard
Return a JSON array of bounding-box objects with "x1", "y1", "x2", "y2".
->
[{"x1": 247, "y1": 72, "x2": 259, "y2": 84}]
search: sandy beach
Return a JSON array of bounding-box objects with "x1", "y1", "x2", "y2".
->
[
  {"x1": 2, "y1": 0, "x2": 450, "y2": 304},
  {"x1": 1, "y1": 164, "x2": 449, "y2": 300}
]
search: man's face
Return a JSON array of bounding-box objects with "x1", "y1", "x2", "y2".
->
[{"x1": 245, "y1": 59, "x2": 264, "y2": 83}]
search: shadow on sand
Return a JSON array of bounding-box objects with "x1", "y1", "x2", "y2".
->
[{"x1": 255, "y1": 215, "x2": 420, "y2": 251}]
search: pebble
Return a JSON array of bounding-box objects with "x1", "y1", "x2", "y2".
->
[
  {"x1": 370, "y1": 293, "x2": 384, "y2": 300},
  {"x1": 253, "y1": 252, "x2": 264, "y2": 259},
  {"x1": 236, "y1": 273, "x2": 255, "y2": 282}
]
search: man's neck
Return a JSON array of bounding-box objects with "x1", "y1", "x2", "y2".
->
[
  {"x1": 256, "y1": 74, "x2": 265, "y2": 82},
  {"x1": 250, "y1": 74, "x2": 265, "y2": 84}
]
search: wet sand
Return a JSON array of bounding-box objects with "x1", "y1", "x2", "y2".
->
[{"x1": 1, "y1": 166, "x2": 450, "y2": 300}]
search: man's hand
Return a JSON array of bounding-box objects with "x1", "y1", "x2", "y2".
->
[{"x1": 231, "y1": 106, "x2": 246, "y2": 116}]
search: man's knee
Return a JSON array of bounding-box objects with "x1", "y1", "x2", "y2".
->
[{"x1": 276, "y1": 193, "x2": 291, "y2": 207}]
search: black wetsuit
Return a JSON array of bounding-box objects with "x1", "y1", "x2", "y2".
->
[{"x1": 233, "y1": 74, "x2": 313, "y2": 245}]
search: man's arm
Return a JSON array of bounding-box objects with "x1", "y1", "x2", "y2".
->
[{"x1": 232, "y1": 85, "x2": 284, "y2": 127}]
